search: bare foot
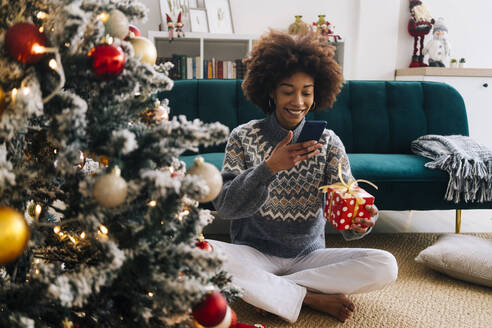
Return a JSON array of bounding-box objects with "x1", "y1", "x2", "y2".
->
[{"x1": 303, "y1": 292, "x2": 355, "y2": 322}]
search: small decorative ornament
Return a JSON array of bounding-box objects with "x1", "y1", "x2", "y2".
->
[
  {"x1": 196, "y1": 234, "x2": 213, "y2": 252},
  {"x1": 128, "y1": 24, "x2": 141, "y2": 37},
  {"x1": 408, "y1": 0, "x2": 434, "y2": 67},
  {"x1": 0, "y1": 207, "x2": 30, "y2": 265},
  {"x1": 459, "y1": 57, "x2": 465, "y2": 68},
  {"x1": 105, "y1": 9, "x2": 129, "y2": 39},
  {"x1": 141, "y1": 100, "x2": 169, "y2": 124},
  {"x1": 186, "y1": 157, "x2": 223, "y2": 203},
  {"x1": 423, "y1": 17, "x2": 450, "y2": 67},
  {"x1": 27, "y1": 202, "x2": 43, "y2": 220},
  {"x1": 74, "y1": 151, "x2": 87, "y2": 169},
  {"x1": 128, "y1": 36, "x2": 157, "y2": 65},
  {"x1": 62, "y1": 317, "x2": 74, "y2": 328},
  {"x1": 124, "y1": 25, "x2": 141, "y2": 40},
  {"x1": 175, "y1": 12, "x2": 185, "y2": 38},
  {"x1": 192, "y1": 291, "x2": 229, "y2": 327},
  {"x1": 5, "y1": 22, "x2": 48, "y2": 64},
  {"x1": 93, "y1": 166, "x2": 128, "y2": 208},
  {"x1": 88, "y1": 43, "x2": 126, "y2": 79},
  {"x1": 166, "y1": 13, "x2": 174, "y2": 40},
  {"x1": 288, "y1": 15, "x2": 310, "y2": 35}
]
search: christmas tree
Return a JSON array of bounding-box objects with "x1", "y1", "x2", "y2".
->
[{"x1": 0, "y1": 1, "x2": 239, "y2": 327}]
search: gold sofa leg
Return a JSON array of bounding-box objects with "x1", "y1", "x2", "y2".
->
[{"x1": 455, "y1": 209, "x2": 462, "y2": 233}]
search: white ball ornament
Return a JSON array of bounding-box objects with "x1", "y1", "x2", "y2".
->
[
  {"x1": 186, "y1": 157, "x2": 223, "y2": 203},
  {"x1": 128, "y1": 36, "x2": 157, "y2": 65},
  {"x1": 93, "y1": 166, "x2": 128, "y2": 208},
  {"x1": 105, "y1": 9, "x2": 129, "y2": 39}
]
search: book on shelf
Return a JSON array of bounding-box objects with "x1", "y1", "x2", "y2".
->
[
  {"x1": 216, "y1": 60, "x2": 223, "y2": 79},
  {"x1": 157, "y1": 56, "x2": 247, "y2": 80}
]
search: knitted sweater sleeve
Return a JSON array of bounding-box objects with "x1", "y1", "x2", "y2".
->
[
  {"x1": 213, "y1": 128, "x2": 277, "y2": 220},
  {"x1": 324, "y1": 132, "x2": 376, "y2": 240}
]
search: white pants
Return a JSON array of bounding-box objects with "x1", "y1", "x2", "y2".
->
[{"x1": 209, "y1": 240, "x2": 398, "y2": 323}]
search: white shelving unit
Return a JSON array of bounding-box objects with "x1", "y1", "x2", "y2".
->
[{"x1": 148, "y1": 31, "x2": 257, "y2": 79}]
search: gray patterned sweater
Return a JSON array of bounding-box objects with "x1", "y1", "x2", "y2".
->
[{"x1": 213, "y1": 114, "x2": 370, "y2": 258}]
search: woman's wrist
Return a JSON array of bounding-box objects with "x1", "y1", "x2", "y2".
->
[{"x1": 265, "y1": 158, "x2": 279, "y2": 173}]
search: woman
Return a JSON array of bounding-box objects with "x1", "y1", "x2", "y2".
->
[{"x1": 211, "y1": 30, "x2": 398, "y2": 323}]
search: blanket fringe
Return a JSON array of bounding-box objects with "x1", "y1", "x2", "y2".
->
[{"x1": 426, "y1": 155, "x2": 492, "y2": 203}]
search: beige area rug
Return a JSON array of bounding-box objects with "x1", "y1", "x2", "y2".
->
[{"x1": 212, "y1": 233, "x2": 492, "y2": 328}]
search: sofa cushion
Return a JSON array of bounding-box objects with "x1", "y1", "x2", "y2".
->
[{"x1": 348, "y1": 154, "x2": 448, "y2": 182}]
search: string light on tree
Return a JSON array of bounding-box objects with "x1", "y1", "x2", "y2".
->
[
  {"x1": 0, "y1": 86, "x2": 5, "y2": 112},
  {"x1": 5, "y1": 22, "x2": 48, "y2": 64},
  {"x1": 97, "y1": 12, "x2": 109, "y2": 23},
  {"x1": 93, "y1": 166, "x2": 128, "y2": 208},
  {"x1": 0, "y1": 207, "x2": 30, "y2": 265}
]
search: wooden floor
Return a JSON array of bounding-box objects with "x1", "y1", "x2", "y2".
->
[{"x1": 206, "y1": 209, "x2": 492, "y2": 234}]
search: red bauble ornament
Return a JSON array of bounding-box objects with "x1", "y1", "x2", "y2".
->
[
  {"x1": 192, "y1": 291, "x2": 228, "y2": 327},
  {"x1": 196, "y1": 240, "x2": 214, "y2": 252},
  {"x1": 89, "y1": 44, "x2": 125, "y2": 79},
  {"x1": 5, "y1": 22, "x2": 47, "y2": 64}
]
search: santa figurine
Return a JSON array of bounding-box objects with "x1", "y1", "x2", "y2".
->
[
  {"x1": 408, "y1": 0, "x2": 434, "y2": 67},
  {"x1": 176, "y1": 12, "x2": 185, "y2": 38},
  {"x1": 423, "y1": 18, "x2": 450, "y2": 67}
]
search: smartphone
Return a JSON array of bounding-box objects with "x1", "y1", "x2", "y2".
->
[{"x1": 297, "y1": 120, "x2": 327, "y2": 143}]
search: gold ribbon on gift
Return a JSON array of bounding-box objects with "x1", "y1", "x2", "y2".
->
[{"x1": 319, "y1": 162, "x2": 378, "y2": 226}]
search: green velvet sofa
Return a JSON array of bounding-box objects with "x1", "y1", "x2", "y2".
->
[{"x1": 158, "y1": 80, "x2": 492, "y2": 232}]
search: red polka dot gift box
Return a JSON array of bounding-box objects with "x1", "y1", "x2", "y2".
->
[{"x1": 319, "y1": 164, "x2": 378, "y2": 230}]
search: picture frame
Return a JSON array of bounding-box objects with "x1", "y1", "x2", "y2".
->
[
  {"x1": 159, "y1": 0, "x2": 198, "y2": 33},
  {"x1": 189, "y1": 9, "x2": 209, "y2": 33},
  {"x1": 204, "y1": 0, "x2": 234, "y2": 34}
]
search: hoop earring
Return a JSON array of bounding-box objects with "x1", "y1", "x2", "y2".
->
[{"x1": 310, "y1": 101, "x2": 316, "y2": 111}]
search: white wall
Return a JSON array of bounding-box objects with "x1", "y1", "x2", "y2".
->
[{"x1": 138, "y1": 0, "x2": 492, "y2": 80}]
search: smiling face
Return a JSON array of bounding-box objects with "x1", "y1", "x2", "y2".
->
[{"x1": 270, "y1": 71, "x2": 315, "y2": 130}]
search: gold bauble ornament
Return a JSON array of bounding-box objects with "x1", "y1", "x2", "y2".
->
[
  {"x1": 0, "y1": 207, "x2": 30, "y2": 265},
  {"x1": 93, "y1": 167, "x2": 128, "y2": 208},
  {"x1": 186, "y1": 157, "x2": 223, "y2": 203},
  {"x1": 105, "y1": 9, "x2": 129, "y2": 39},
  {"x1": 129, "y1": 36, "x2": 157, "y2": 65}
]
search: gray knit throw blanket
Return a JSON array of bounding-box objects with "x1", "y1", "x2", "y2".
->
[{"x1": 411, "y1": 135, "x2": 492, "y2": 203}]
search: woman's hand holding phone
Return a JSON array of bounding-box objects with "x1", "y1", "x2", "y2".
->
[{"x1": 265, "y1": 131, "x2": 322, "y2": 173}]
